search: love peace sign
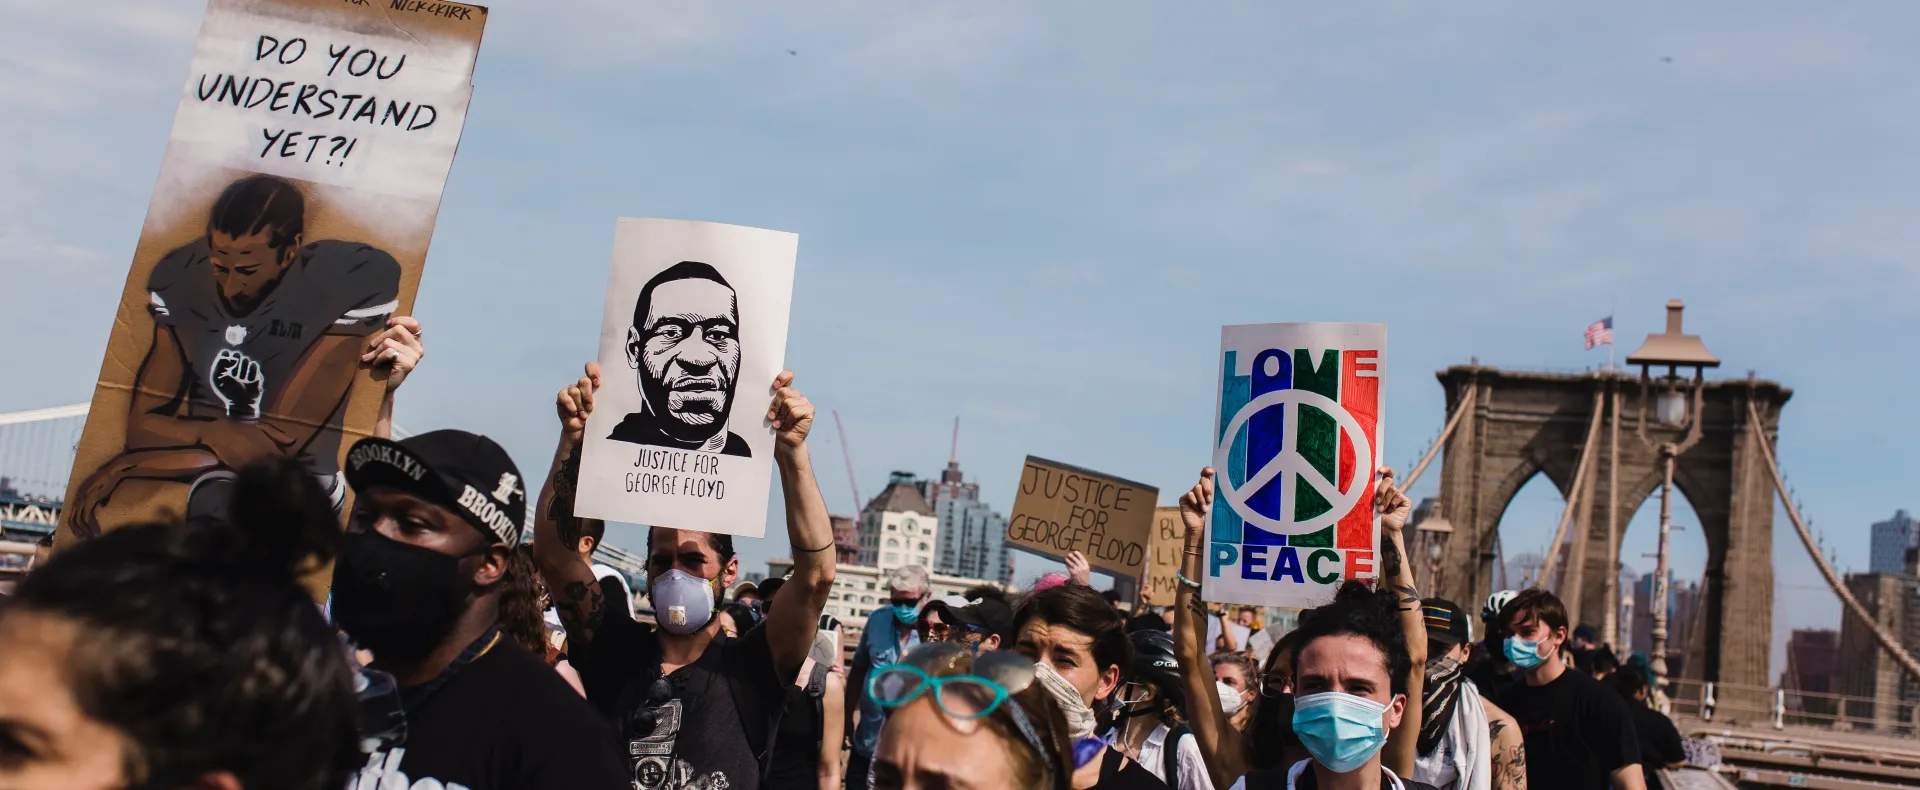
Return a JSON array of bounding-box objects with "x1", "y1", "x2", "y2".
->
[{"x1": 1213, "y1": 388, "x2": 1373, "y2": 536}]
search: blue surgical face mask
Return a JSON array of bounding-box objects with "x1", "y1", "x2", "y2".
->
[
  {"x1": 891, "y1": 603, "x2": 921, "y2": 625},
  {"x1": 1292, "y1": 691, "x2": 1392, "y2": 774},
  {"x1": 651, "y1": 569, "x2": 719, "y2": 636},
  {"x1": 1504, "y1": 635, "x2": 1547, "y2": 670}
]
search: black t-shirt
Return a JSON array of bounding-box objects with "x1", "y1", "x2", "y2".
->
[
  {"x1": 1235, "y1": 761, "x2": 1439, "y2": 790},
  {"x1": 1627, "y1": 702, "x2": 1686, "y2": 788},
  {"x1": 766, "y1": 667, "x2": 825, "y2": 790},
  {"x1": 1492, "y1": 670, "x2": 1640, "y2": 790},
  {"x1": 1099, "y1": 744, "x2": 1171, "y2": 790},
  {"x1": 355, "y1": 639, "x2": 629, "y2": 790},
  {"x1": 577, "y1": 615, "x2": 789, "y2": 790}
]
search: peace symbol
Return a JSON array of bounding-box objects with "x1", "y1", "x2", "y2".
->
[{"x1": 1213, "y1": 388, "x2": 1373, "y2": 536}]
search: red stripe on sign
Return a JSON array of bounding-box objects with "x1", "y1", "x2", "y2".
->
[{"x1": 1336, "y1": 350, "x2": 1381, "y2": 550}]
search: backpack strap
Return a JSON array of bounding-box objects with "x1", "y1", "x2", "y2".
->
[
  {"x1": 805, "y1": 661, "x2": 832, "y2": 750},
  {"x1": 1163, "y1": 724, "x2": 1191, "y2": 785}
]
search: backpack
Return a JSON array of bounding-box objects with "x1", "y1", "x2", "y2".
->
[
  {"x1": 1162, "y1": 724, "x2": 1192, "y2": 786},
  {"x1": 801, "y1": 660, "x2": 832, "y2": 749}
]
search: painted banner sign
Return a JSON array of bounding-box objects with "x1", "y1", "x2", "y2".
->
[
  {"x1": 1204, "y1": 323, "x2": 1385, "y2": 608},
  {"x1": 60, "y1": 0, "x2": 486, "y2": 543}
]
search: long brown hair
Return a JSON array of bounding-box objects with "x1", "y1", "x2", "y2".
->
[{"x1": 501, "y1": 544, "x2": 550, "y2": 658}]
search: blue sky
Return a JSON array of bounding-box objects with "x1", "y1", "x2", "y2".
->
[{"x1": 5, "y1": 0, "x2": 1918, "y2": 673}]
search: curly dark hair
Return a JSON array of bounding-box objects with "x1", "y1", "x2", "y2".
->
[
  {"x1": 1291, "y1": 580, "x2": 1413, "y2": 696},
  {"x1": 501, "y1": 544, "x2": 550, "y2": 657},
  {"x1": 9, "y1": 457, "x2": 358, "y2": 790}
]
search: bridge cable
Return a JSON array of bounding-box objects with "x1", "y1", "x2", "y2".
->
[{"x1": 1749, "y1": 399, "x2": 1920, "y2": 685}]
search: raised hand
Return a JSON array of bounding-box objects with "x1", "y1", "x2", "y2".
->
[
  {"x1": 767, "y1": 370, "x2": 814, "y2": 453},
  {"x1": 1064, "y1": 550, "x2": 1092, "y2": 586},
  {"x1": 555, "y1": 362, "x2": 602, "y2": 445},
  {"x1": 1375, "y1": 466, "x2": 1412, "y2": 537},
  {"x1": 362, "y1": 316, "x2": 425, "y2": 392},
  {"x1": 1179, "y1": 468, "x2": 1216, "y2": 537},
  {"x1": 210, "y1": 349, "x2": 264, "y2": 419}
]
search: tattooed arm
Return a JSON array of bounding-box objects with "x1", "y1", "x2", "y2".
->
[
  {"x1": 1484, "y1": 699, "x2": 1528, "y2": 790},
  {"x1": 1376, "y1": 469, "x2": 1424, "y2": 777},
  {"x1": 534, "y1": 364, "x2": 608, "y2": 650},
  {"x1": 1172, "y1": 469, "x2": 1246, "y2": 790}
]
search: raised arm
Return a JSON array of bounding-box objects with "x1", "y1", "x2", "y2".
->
[
  {"x1": 1376, "y1": 469, "x2": 1424, "y2": 777},
  {"x1": 365, "y1": 317, "x2": 424, "y2": 440},
  {"x1": 1173, "y1": 469, "x2": 1246, "y2": 790},
  {"x1": 534, "y1": 363, "x2": 607, "y2": 650},
  {"x1": 765, "y1": 371, "x2": 837, "y2": 678}
]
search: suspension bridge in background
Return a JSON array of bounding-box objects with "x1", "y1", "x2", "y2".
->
[{"x1": 7, "y1": 308, "x2": 1920, "y2": 790}]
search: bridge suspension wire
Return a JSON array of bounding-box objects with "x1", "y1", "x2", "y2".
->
[
  {"x1": 1749, "y1": 400, "x2": 1920, "y2": 686},
  {"x1": 1531, "y1": 389, "x2": 1606, "y2": 590},
  {"x1": 1399, "y1": 387, "x2": 1476, "y2": 493}
]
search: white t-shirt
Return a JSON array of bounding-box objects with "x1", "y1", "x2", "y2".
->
[{"x1": 1136, "y1": 723, "x2": 1212, "y2": 790}]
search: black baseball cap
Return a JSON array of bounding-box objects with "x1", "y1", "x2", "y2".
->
[
  {"x1": 1421, "y1": 597, "x2": 1472, "y2": 646},
  {"x1": 344, "y1": 430, "x2": 526, "y2": 545}
]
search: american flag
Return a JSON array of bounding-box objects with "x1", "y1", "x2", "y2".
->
[{"x1": 1584, "y1": 316, "x2": 1614, "y2": 350}]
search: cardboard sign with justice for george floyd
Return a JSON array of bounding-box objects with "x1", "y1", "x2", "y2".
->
[
  {"x1": 1004, "y1": 456, "x2": 1156, "y2": 577},
  {"x1": 1205, "y1": 323, "x2": 1385, "y2": 608},
  {"x1": 60, "y1": 0, "x2": 486, "y2": 543}
]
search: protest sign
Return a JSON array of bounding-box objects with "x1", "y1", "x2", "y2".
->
[
  {"x1": 1204, "y1": 323, "x2": 1385, "y2": 608},
  {"x1": 573, "y1": 218, "x2": 799, "y2": 538},
  {"x1": 61, "y1": 0, "x2": 485, "y2": 542},
  {"x1": 1004, "y1": 456, "x2": 1156, "y2": 577},
  {"x1": 1142, "y1": 506, "x2": 1184, "y2": 607}
]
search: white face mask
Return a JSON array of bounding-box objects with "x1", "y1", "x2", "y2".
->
[
  {"x1": 1218, "y1": 680, "x2": 1247, "y2": 715},
  {"x1": 651, "y1": 569, "x2": 718, "y2": 636}
]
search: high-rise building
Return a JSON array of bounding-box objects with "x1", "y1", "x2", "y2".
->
[
  {"x1": 1782, "y1": 629, "x2": 1839, "y2": 695},
  {"x1": 830, "y1": 514, "x2": 860, "y2": 566},
  {"x1": 856, "y1": 471, "x2": 938, "y2": 571},
  {"x1": 918, "y1": 460, "x2": 1015, "y2": 584},
  {"x1": 1837, "y1": 563, "x2": 1920, "y2": 732},
  {"x1": 1630, "y1": 570, "x2": 1699, "y2": 677},
  {"x1": 1871, "y1": 510, "x2": 1919, "y2": 575}
]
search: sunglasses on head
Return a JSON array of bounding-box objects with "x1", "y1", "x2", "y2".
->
[{"x1": 870, "y1": 643, "x2": 1064, "y2": 789}]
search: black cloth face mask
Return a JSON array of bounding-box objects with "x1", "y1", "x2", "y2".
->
[{"x1": 331, "y1": 529, "x2": 476, "y2": 664}]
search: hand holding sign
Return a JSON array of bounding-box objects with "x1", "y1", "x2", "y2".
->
[
  {"x1": 1375, "y1": 467, "x2": 1411, "y2": 535},
  {"x1": 556, "y1": 362, "x2": 602, "y2": 447},
  {"x1": 1179, "y1": 468, "x2": 1214, "y2": 538},
  {"x1": 1064, "y1": 551, "x2": 1092, "y2": 587},
  {"x1": 767, "y1": 370, "x2": 814, "y2": 454}
]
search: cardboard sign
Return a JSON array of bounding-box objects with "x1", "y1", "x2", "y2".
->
[
  {"x1": 60, "y1": 0, "x2": 485, "y2": 542},
  {"x1": 1142, "y1": 506, "x2": 1185, "y2": 607},
  {"x1": 1004, "y1": 456, "x2": 1156, "y2": 577},
  {"x1": 1204, "y1": 323, "x2": 1385, "y2": 608},
  {"x1": 573, "y1": 218, "x2": 799, "y2": 538}
]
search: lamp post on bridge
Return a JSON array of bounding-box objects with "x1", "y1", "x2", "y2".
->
[{"x1": 1625, "y1": 300, "x2": 1719, "y2": 694}]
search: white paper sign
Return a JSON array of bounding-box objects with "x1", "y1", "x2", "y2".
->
[
  {"x1": 1203, "y1": 323, "x2": 1386, "y2": 608},
  {"x1": 573, "y1": 218, "x2": 798, "y2": 538}
]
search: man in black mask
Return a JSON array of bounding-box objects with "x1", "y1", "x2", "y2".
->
[{"x1": 333, "y1": 429, "x2": 628, "y2": 789}]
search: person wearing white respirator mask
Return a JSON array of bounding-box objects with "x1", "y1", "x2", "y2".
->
[{"x1": 536, "y1": 364, "x2": 838, "y2": 790}]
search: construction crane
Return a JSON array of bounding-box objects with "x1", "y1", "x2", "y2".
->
[{"x1": 832, "y1": 410, "x2": 863, "y2": 513}]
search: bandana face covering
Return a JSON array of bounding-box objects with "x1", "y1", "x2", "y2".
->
[{"x1": 1419, "y1": 656, "x2": 1465, "y2": 755}]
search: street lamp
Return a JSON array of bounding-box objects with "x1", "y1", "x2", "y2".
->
[
  {"x1": 1413, "y1": 502, "x2": 1455, "y2": 597},
  {"x1": 1625, "y1": 300, "x2": 1719, "y2": 694}
]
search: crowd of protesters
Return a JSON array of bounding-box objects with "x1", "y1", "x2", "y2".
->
[{"x1": 0, "y1": 327, "x2": 1694, "y2": 790}]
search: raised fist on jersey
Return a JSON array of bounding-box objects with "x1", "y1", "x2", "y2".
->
[{"x1": 211, "y1": 349, "x2": 264, "y2": 419}]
